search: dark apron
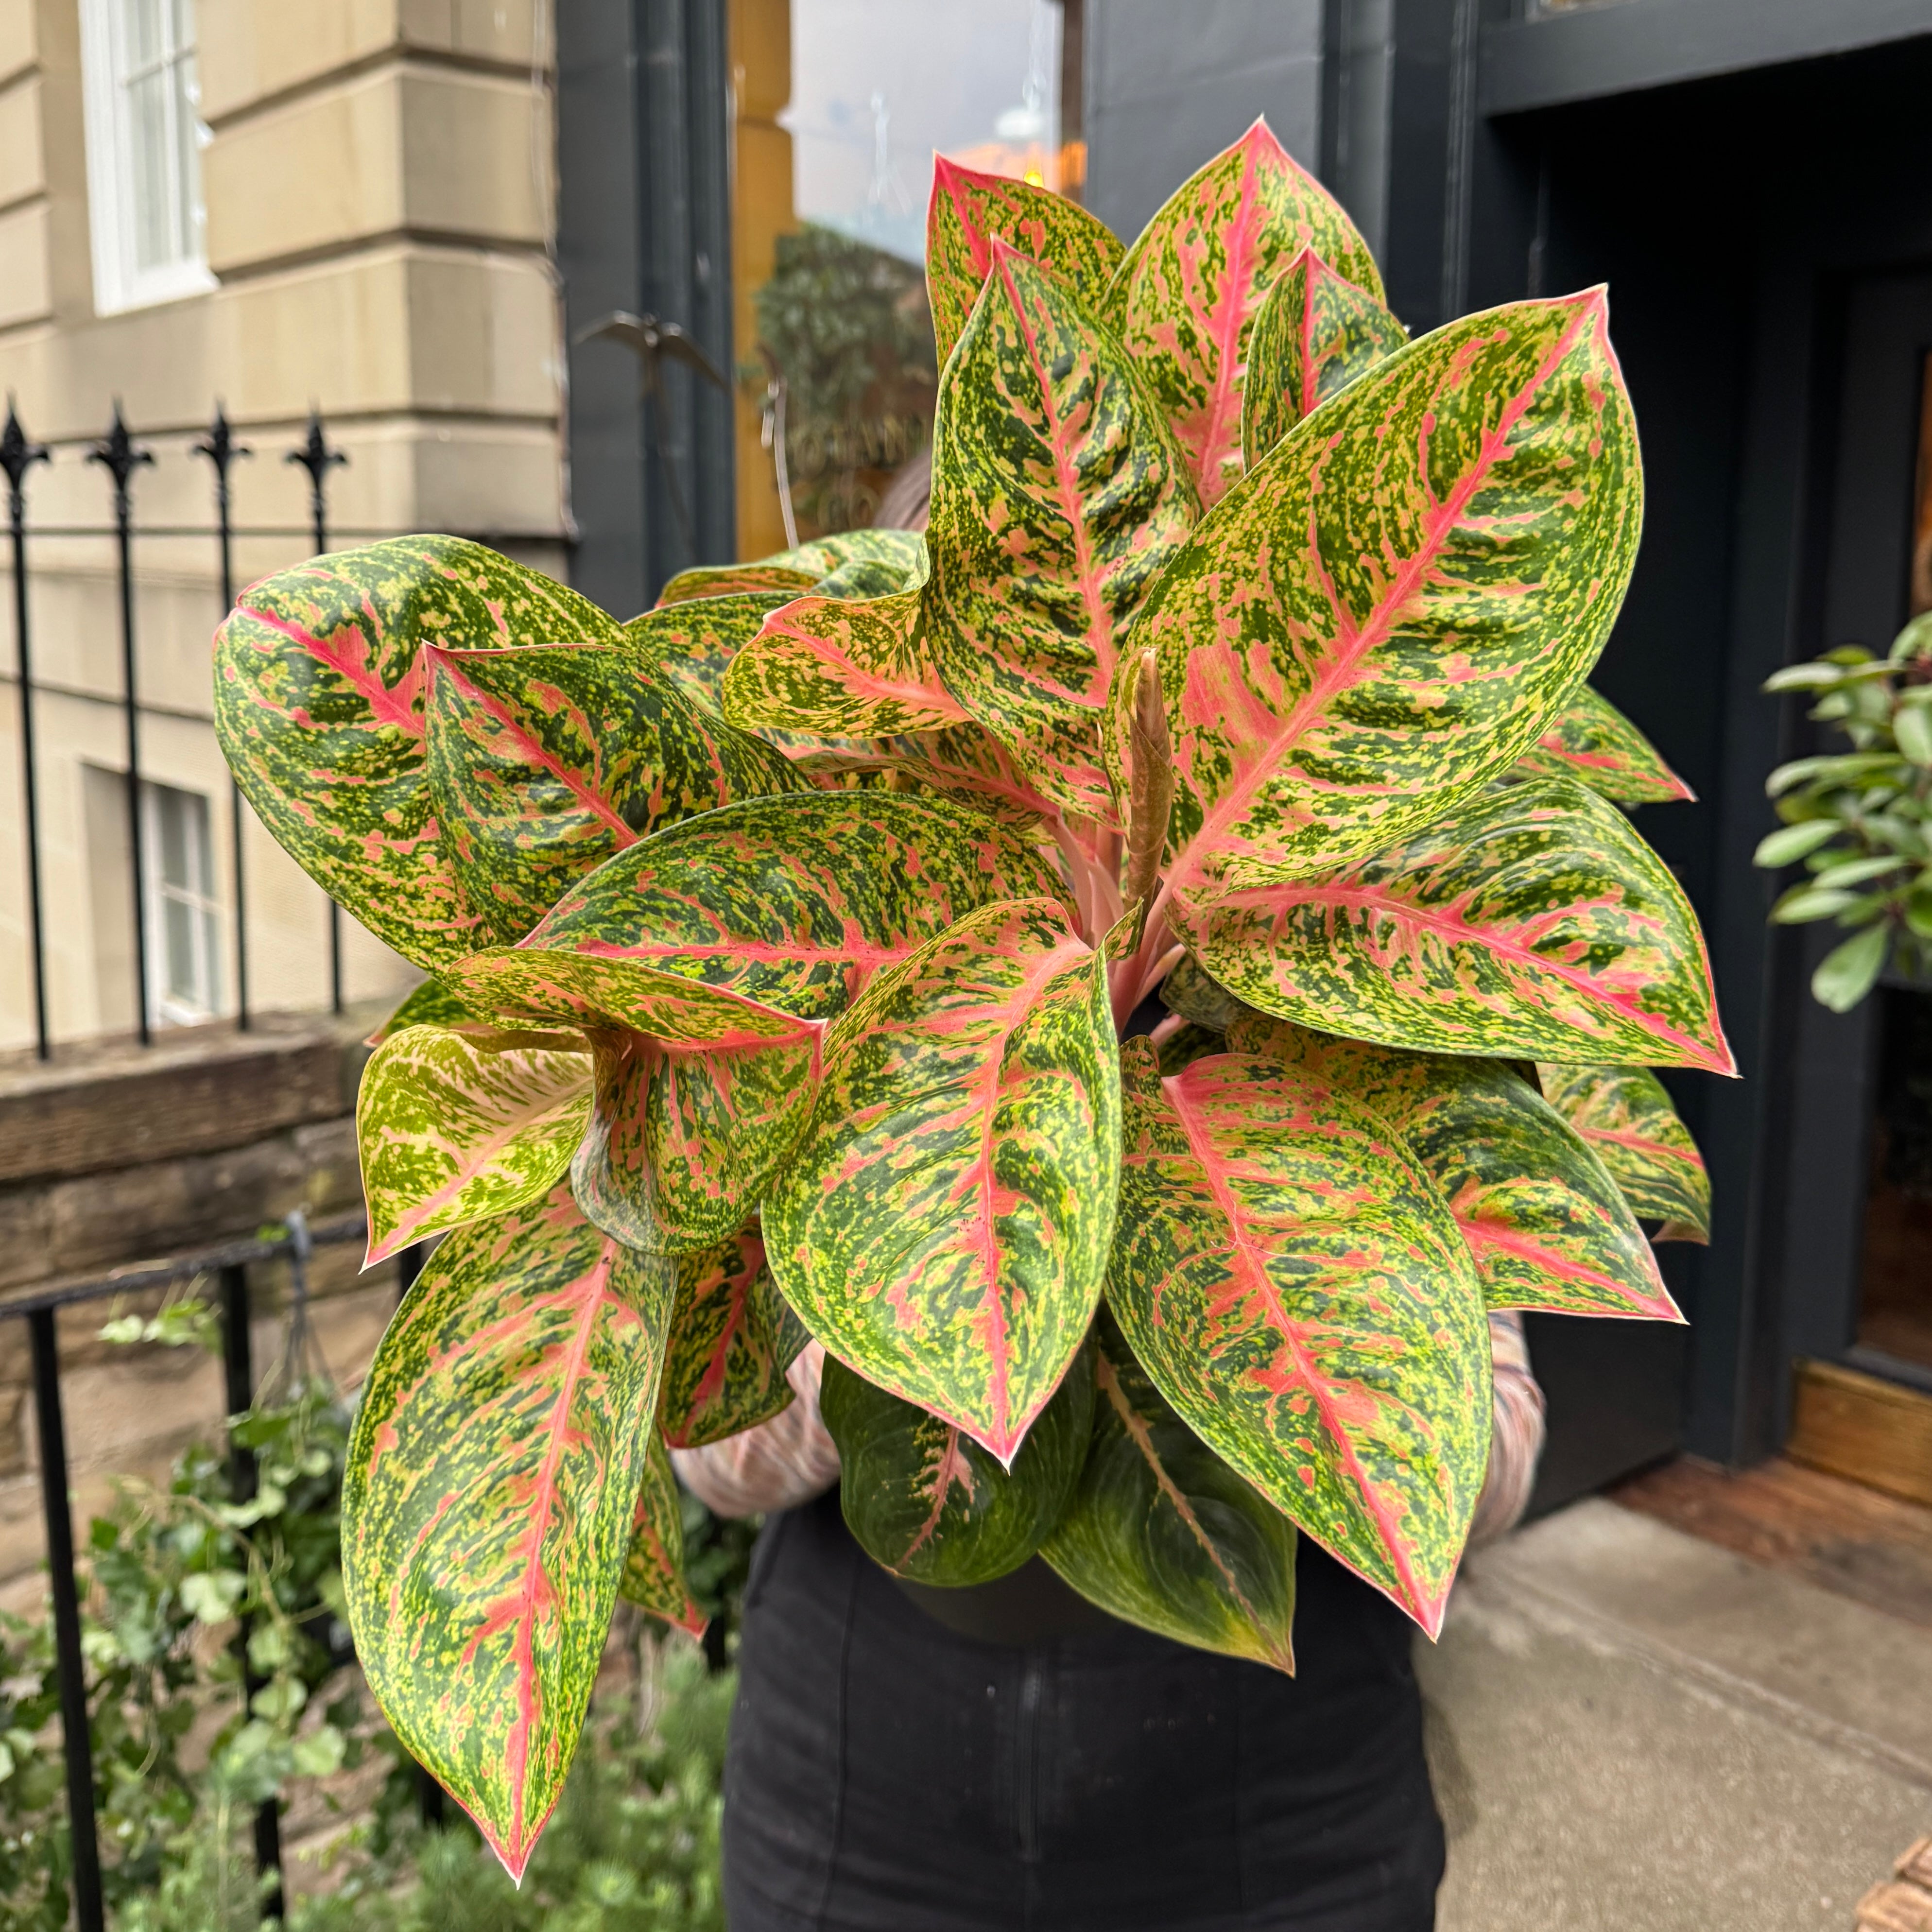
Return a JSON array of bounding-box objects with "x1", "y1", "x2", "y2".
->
[{"x1": 722, "y1": 1488, "x2": 1444, "y2": 1932}]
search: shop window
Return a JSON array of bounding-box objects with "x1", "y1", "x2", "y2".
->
[
  {"x1": 730, "y1": 0, "x2": 1081, "y2": 552},
  {"x1": 79, "y1": 0, "x2": 214, "y2": 314},
  {"x1": 141, "y1": 780, "x2": 222, "y2": 1027}
]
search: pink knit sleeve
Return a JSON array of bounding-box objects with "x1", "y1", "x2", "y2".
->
[{"x1": 1466, "y1": 1310, "x2": 1547, "y2": 1549}]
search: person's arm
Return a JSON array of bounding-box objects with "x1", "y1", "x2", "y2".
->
[
  {"x1": 1466, "y1": 1309, "x2": 1547, "y2": 1549},
  {"x1": 669, "y1": 1342, "x2": 841, "y2": 1519}
]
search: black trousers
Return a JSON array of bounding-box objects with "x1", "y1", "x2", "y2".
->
[{"x1": 723, "y1": 1491, "x2": 1444, "y2": 1932}]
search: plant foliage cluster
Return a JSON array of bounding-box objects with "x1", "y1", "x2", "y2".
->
[
  {"x1": 1756, "y1": 611, "x2": 1932, "y2": 1010},
  {"x1": 211, "y1": 124, "x2": 1728, "y2": 1879}
]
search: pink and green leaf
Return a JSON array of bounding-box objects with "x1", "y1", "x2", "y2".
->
[
  {"x1": 927, "y1": 243, "x2": 1200, "y2": 818},
  {"x1": 819, "y1": 1342, "x2": 1094, "y2": 1586},
  {"x1": 1536, "y1": 1061, "x2": 1711, "y2": 1239},
  {"x1": 356, "y1": 1024, "x2": 592, "y2": 1266},
  {"x1": 927, "y1": 155, "x2": 1125, "y2": 368},
  {"x1": 213, "y1": 536, "x2": 624, "y2": 968},
  {"x1": 1119, "y1": 292, "x2": 1643, "y2": 907},
  {"x1": 1225, "y1": 1015, "x2": 1680, "y2": 1320},
  {"x1": 619, "y1": 1433, "x2": 707, "y2": 1639},
  {"x1": 1041, "y1": 1309, "x2": 1297, "y2": 1672},
  {"x1": 425, "y1": 642, "x2": 803, "y2": 943},
  {"x1": 621, "y1": 592, "x2": 797, "y2": 717},
  {"x1": 764, "y1": 898, "x2": 1121, "y2": 1463},
  {"x1": 1242, "y1": 246, "x2": 1407, "y2": 466},
  {"x1": 1104, "y1": 1040, "x2": 1489, "y2": 1637},
  {"x1": 1512, "y1": 685, "x2": 1695, "y2": 805},
  {"x1": 1184, "y1": 774, "x2": 1734, "y2": 1071},
  {"x1": 1104, "y1": 118, "x2": 1384, "y2": 505},
  {"x1": 341, "y1": 1187, "x2": 675, "y2": 1880},
  {"x1": 658, "y1": 1220, "x2": 808, "y2": 1449}
]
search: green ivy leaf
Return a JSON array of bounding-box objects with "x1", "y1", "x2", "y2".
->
[
  {"x1": 341, "y1": 1186, "x2": 674, "y2": 1881},
  {"x1": 1041, "y1": 1309, "x2": 1297, "y2": 1671},
  {"x1": 765, "y1": 899, "x2": 1121, "y2": 1464},
  {"x1": 1104, "y1": 1040, "x2": 1488, "y2": 1637},
  {"x1": 821, "y1": 1341, "x2": 1094, "y2": 1586},
  {"x1": 1183, "y1": 774, "x2": 1733, "y2": 1072}
]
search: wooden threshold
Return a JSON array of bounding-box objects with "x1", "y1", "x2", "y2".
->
[
  {"x1": 1612, "y1": 1452, "x2": 1932, "y2": 1633},
  {"x1": 1789, "y1": 1358, "x2": 1932, "y2": 1511}
]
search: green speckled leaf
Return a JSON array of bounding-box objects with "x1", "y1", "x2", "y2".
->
[
  {"x1": 658, "y1": 1219, "x2": 807, "y2": 1448},
  {"x1": 1041, "y1": 1309, "x2": 1296, "y2": 1671},
  {"x1": 1119, "y1": 292, "x2": 1642, "y2": 909},
  {"x1": 1155, "y1": 1021, "x2": 1227, "y2": 1076},
  {"x1": 821, "y1": 1340, "x2": 1095, "y2": 1586},
  {"x1": 364, "y1": 974, "x2": 502, "y2": 1047},
  {"x1": 1158, "y1": 954, "x2": 1247, "y2": 1032},
  {"x1": 765, "y1": 898, "x2": 1121, "y2": 1463},
  {"x1": 341, "y1": 1187, "x2": 674, "y2": 1881},
  {"x1": 722, "y1": 576, "x2": 970, "y2": 739},
  {"x1": 570, "y1": 1027, "x2": 820, "y2": 1253},
  {"x1": 425, "y1": 643, "x2": 803, "y2": 943},
  {"x1": 453, "y1": 793, "x2": 1069, "y2": 1034},
  {"x1": 656, "y1": 565, "x2": 820, "y2": 606},
  {"x1": 619, "y1": 1433, "x2": 707, "y2": 1639},
  {"x1": 927, "y1": 243, "x2": 1199, "y2": 817},
  {"x1": 213, "y1": 536, "x2": 623, "y2": 968},
  {"x1": 1513, "y1": 685, "x2": 1695, "y2": 805},
  {"x1": 1536, "y1": 1062, "x2": 1710, "y2": 1239},
  {"x1": 621, "y1": 592, "x2": 796, "y2": 717},
  {"x1": 788, "y1": 722, "x2": 1059, "y2": 827},
  {"x1": 1104, "y1": 119, "x2": 1383, "y2": 506},
  {"x1": 1242, "y1": 246, "x2": 1407, "y2": 466},
  {"x1": 927, "y1": 155, "x2": 1125, "y2": 368},
  {"x1": 1104, "y1": 1039, "x2": 1488, "y2": 1636},
  {"x1": 1186, "y1": 774, "x2": 1733, "y2": 1072},
  {"x1": 357, "y1": 1024, "x2": 591, "y2": 1266},
  {"x1": 1226, "y1": 1015, "x2": 1679, "y2": 1320}
]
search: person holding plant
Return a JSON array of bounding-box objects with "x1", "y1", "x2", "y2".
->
[{"x1": 675, "y1": 1311, "x2": 1544, "y2": 1932}]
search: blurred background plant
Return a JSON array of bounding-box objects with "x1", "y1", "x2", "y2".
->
[
  {"x1": 0, "y1": 1292, "x2": 747, "y2": 1931},
  {"x1": 1757, "y1": 611, "x2": 1932, "y2": 1011}
]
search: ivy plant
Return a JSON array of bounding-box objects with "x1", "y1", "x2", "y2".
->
[
  {"x1": 1756, "y1": 613, "x2": 1932, "y2": 1010},
  {"x1": 212, "y1": 121, "x2": 1726, "y2": 1880}
]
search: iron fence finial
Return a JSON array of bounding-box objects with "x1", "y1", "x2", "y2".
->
[
  {"x1": 88, "y1": 400, "x2": 155, "y2": 494},
  {"x1": 195, "y1": 400, "x2": 253, "y2": 481},
  {"x1": 2, "y1": 397, "x2": 49, "y2": 495}
]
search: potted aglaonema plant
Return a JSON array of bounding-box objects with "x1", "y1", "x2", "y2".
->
[{"x1": 212, "y1": 120, "x2": 1725, "y2": 1879}]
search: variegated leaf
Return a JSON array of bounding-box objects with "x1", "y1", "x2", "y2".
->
[
  {"x1": 1119, "y1": 292, "x2": 1643, "y2": 908},
  {"x1": 1158, "y1": 954, "x2": 1248, "y2": 1032},
  {"x1": 341, "y1": 1187, "x2": 674, "y2": 1880},
  {"x1": 820, "y1": 1340, "x2": 1095, "y2": 1586},
  {"x1": 1242, "y1": 246, "x2": 1407, "y2": 466},
  {"x1": 765, "y1": 898, "x2": 1121, "y2": 1463},
  {"x1": 722, "y1": 575, "x2": 970, "y2": 739},
  {"x1": 619, "y1": 1432, "x2": 707, "y2": 1639},
  {"x1": 1041, "y1": 1309, "x2": 1297, "y2": 1671},
  {"x1": 1536, "y1": 1062, "x2": 1711, "y2": 1240},
  {"x1": 1104, "y1": 118, "x2": 1383, "y2": 505},
  {"x1": 452, "y1": 793, "x2": 1069, "y2": 1035},
  {"x1": 621, "y1": 592, "x2": 796, "y2": 717},
  {"x1": 1225, "y1": 1015, "x2": 1679, "y2": 1319},
  {"x1": 570, "y1": 1027, "x2": 820, "y2": 1253},
  {"x1": 927, "y1": 243, "x2": 1199, "y2": 818},
  {"x1": 656, "y1": 564, "x2": 820, "y2": 606},
  {"x1": 658, "y1": 1220, "x2": 808, "y2": 1448},
  {"x1": 1156, "y1": 1021, "x2": 1227, "y2": 1076},
  {"x1": 1186, "y1": 774, "x2": 1734, "y2": 1072},
  {"x1": 660, "y1": 531, "x2": 925, "y2": 606},
  {"x1": 213, "y1": 537, "x2": 624, "y2": 968},
  {"x1": 1104, "y1": 1039, "x2": 1489, "y2": 1636},
  {"x1": 788, "y1": 721, "x2": 1059, "y2": 827},
  {"x1": 426, "y1": 643, "x2": 804, "y2": 943},
  {"x1": 357, "y1": 1024, "x2": 592, "y2": 1266},
  {"x1": 1513, "y1": 685, "x2": 1695, "y2": 805},
  {"x1": 364, "y1": 974, "x2": 501, "y2": 1047},
  {"x1": 927, "y1": 155, "x2": 1125, "y2": 368}
]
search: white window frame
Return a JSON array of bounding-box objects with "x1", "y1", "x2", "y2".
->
[
  {"x1": 78, "y1": 0, "x2": 216, "y2": 315},
  {"x1": 140, "y1": 779, "x2": 224, "y2": 1028}
]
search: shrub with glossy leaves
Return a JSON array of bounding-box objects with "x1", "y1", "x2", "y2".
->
[{"x1": 212, "y1": 121, "x2": 1725, "y2": 1880}]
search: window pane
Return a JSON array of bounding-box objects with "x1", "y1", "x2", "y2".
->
[
  {"x1": 168, "y1": 0, "x2": 193, "y2": 56},
  {"x1": 127, "y1": 68, "x2": 175, "y2": 269},
  {"x1": 156, "y1": 787, "x2": 190, "y2": 886},
  {"x1": 121, "y1": 0, "x2": 162, "y2": 69},
  {"x1": 175, "y1": 53, "x2": 204, "y2": 249}
]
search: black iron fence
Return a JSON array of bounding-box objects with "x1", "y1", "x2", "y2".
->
[
  {"x1": 7, "y1": 1213, "x2": 432, "y2": 1932},
  {"x1": 2, "y1": 400, "x2": 371, "y2": 1059}
]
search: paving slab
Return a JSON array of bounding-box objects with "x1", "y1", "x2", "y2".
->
[{"x1": 1421, "y1": 1499, "x2": 1932, "y2": 1932}]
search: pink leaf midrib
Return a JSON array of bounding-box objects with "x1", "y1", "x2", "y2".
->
[
  {"x1": 247, "y1": 604, "x2": 425, "y2": 737},
  {"x1": 1162, "y1": 294, "x2": 1604, "y2": 913}
]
